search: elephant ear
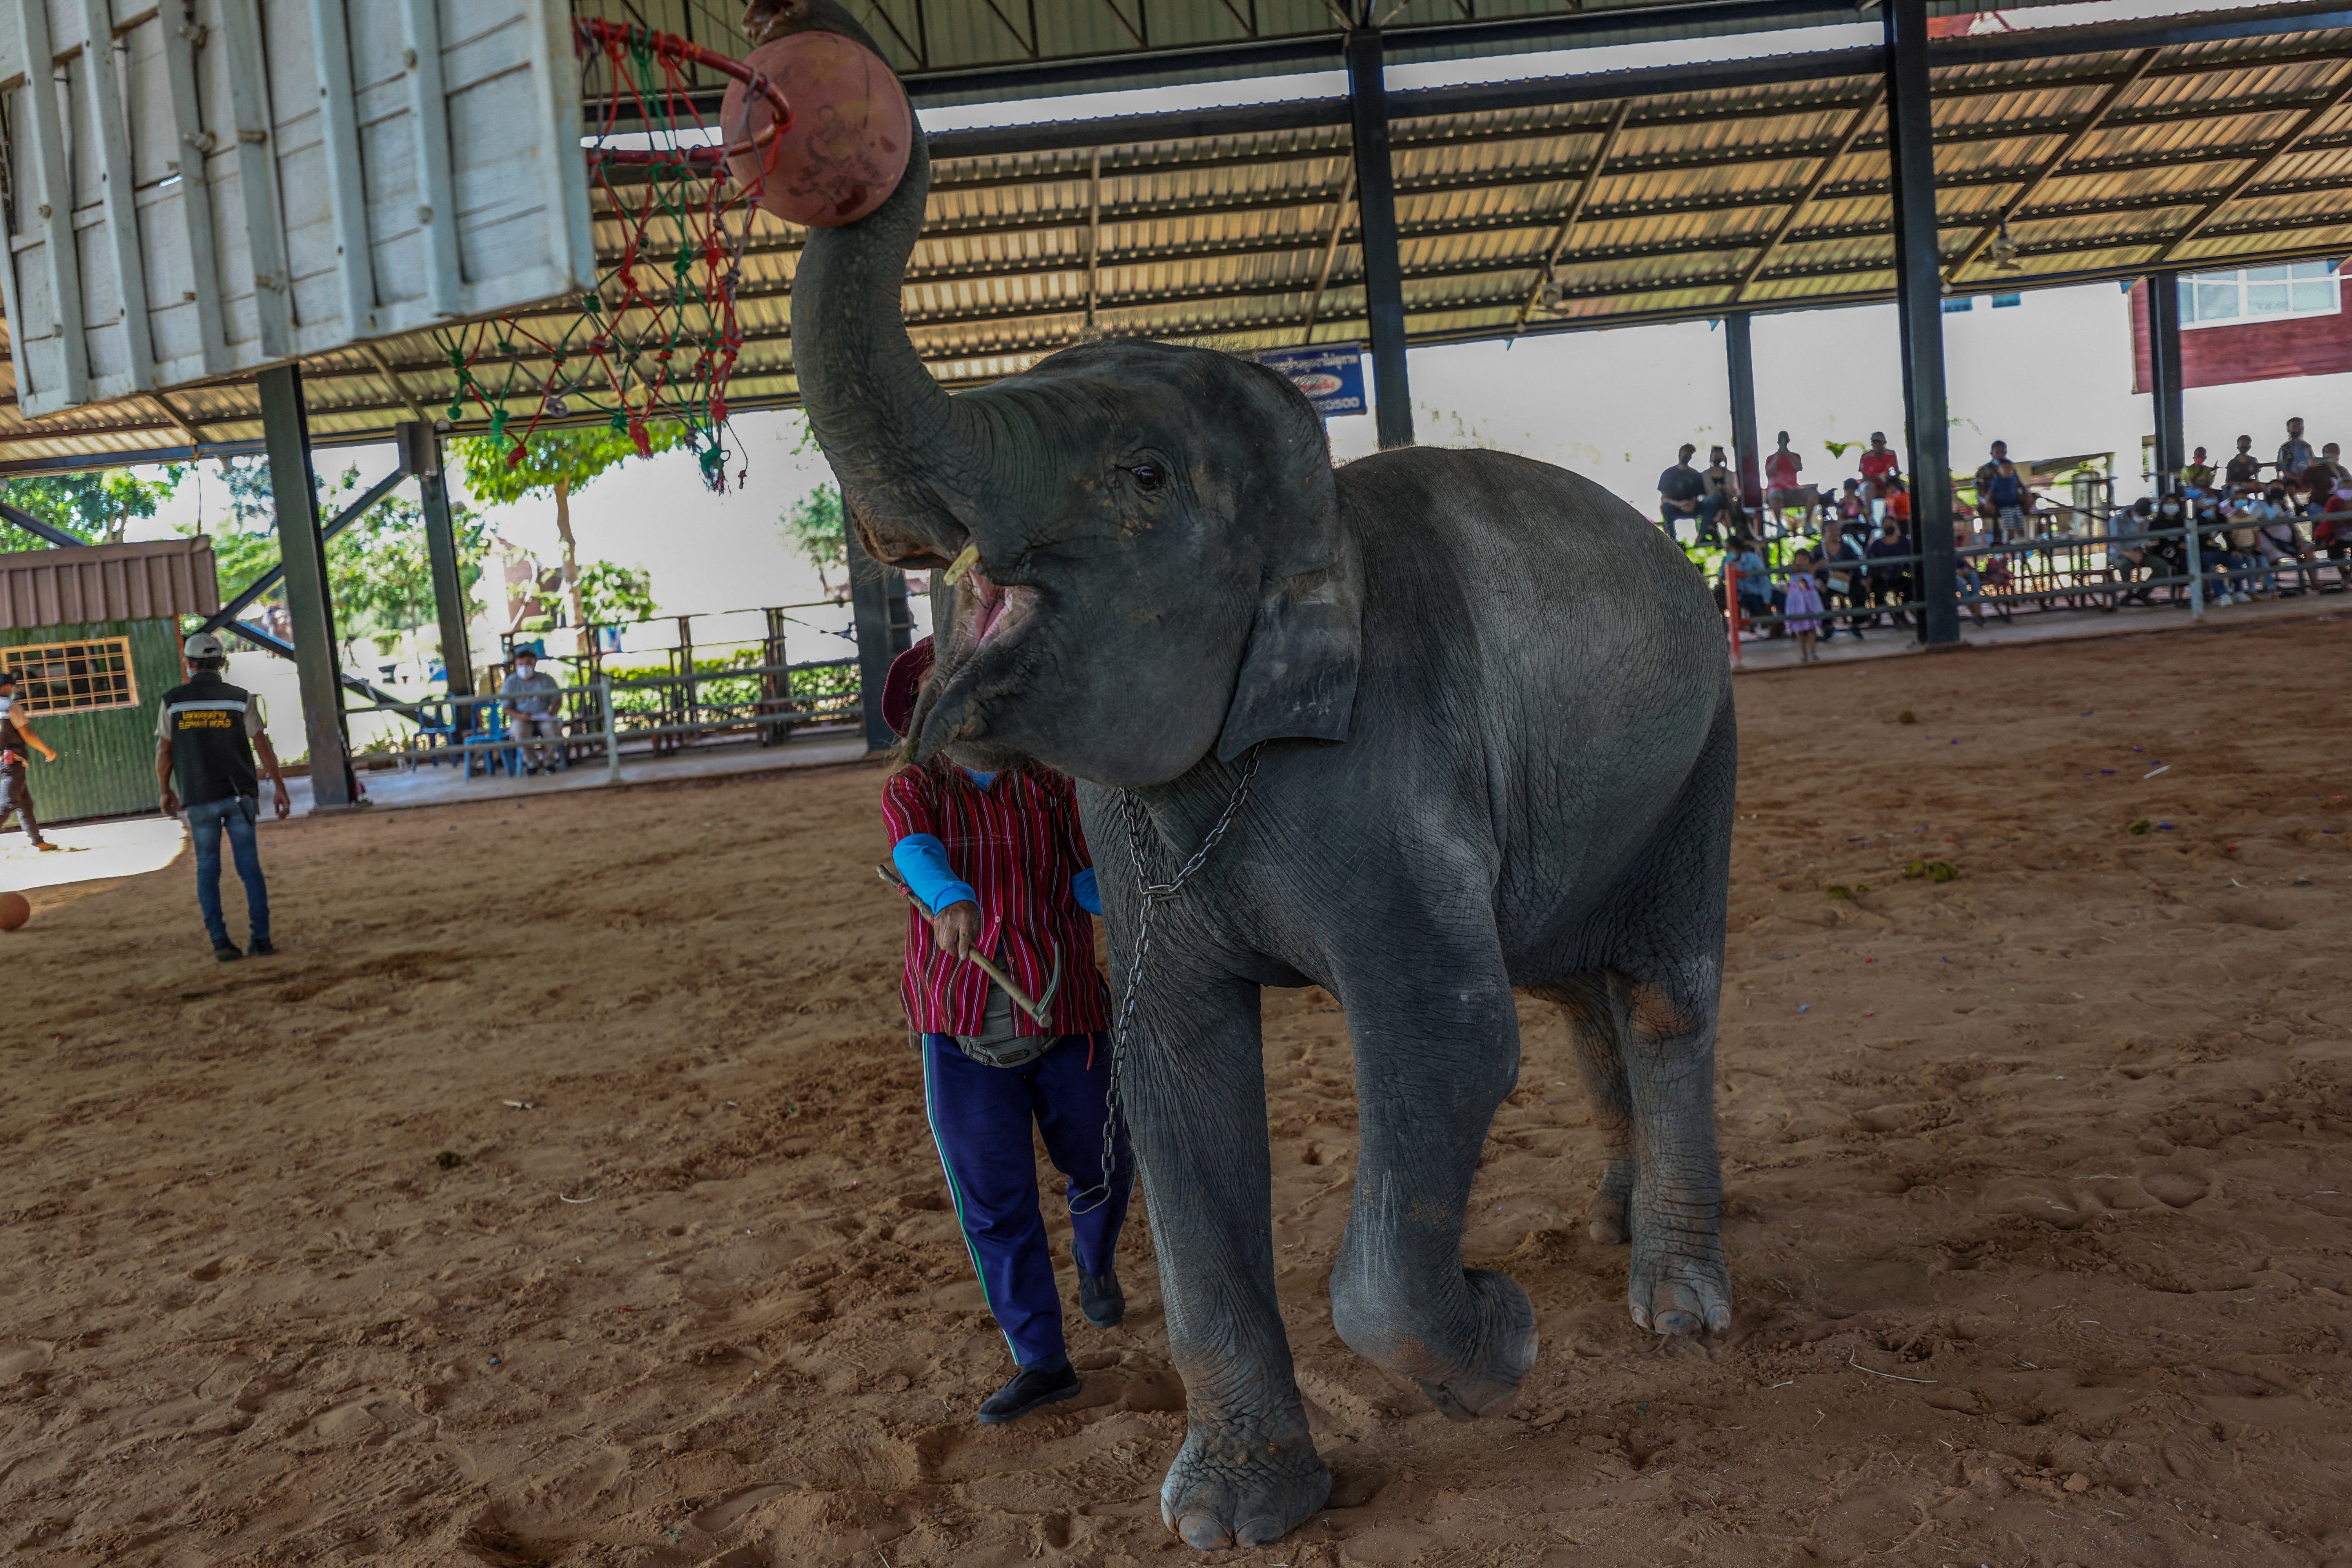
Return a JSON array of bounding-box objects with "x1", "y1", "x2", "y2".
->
[{"x1": 1216, "y1": 532, "x2": 1363, "y2": 763}]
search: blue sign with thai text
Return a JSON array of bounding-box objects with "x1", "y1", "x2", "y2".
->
[{"x1": 1257, "y1": 345, "x2": 1367, "y2": 418}]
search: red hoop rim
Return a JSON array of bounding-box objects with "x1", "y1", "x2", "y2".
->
[{"x1": 573, "y1": 18, "x2": 793, "y2": 168}]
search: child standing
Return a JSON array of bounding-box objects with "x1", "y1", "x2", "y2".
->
[{"x1": 1782, "y1": 550, "x2": 1826, "y2": 662}]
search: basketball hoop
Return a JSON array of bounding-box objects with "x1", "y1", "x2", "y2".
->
[{"x1": 436, "y1": 20, "x2": 795, "y2": 494}]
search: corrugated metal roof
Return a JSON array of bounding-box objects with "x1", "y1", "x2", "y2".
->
[
  {"x1": 6, "y1": 6, "x2": 2352, "y2": 467},
  {"x1": 0, "y1": 538, "x2": 220, "y2": 628}
]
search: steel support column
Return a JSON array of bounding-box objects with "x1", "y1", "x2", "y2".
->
[
  {"x1": 1347, "y1": 24, "x2": 1414, "y2": 449},
  {"x1": 1725, "y1": 313, "x2": 1763, "y2": 515},
  {"x1": 403, "y1": 421, "x2": 476, "y2": 715},
  {"x1": 1884, "y1": 0, "x2": 1959, "y2": 646},
  {"x1": 258, "y1": 364, "x2": 356, "y2": 808},
  {"x1": 2146, "y1": 273, "x2": 2187, "y2": 492},
  {"x1": 848, "y1": 497, "x2": 913, "y2": 754}
]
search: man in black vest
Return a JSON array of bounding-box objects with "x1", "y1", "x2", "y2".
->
[
  {"x1": 155, "y1": 632, "x2": 291, "y2": 962},
  {"x1": 0, "y1": 668, "x2": 62, "y2": 852}
]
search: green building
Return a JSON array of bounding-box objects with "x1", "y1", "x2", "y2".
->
[{"x1": 0, "y1": 537, "x2": 219, "y2": 825}]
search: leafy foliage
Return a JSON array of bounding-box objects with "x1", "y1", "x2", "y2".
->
[
  {"x1": 579, "y1": 560, "x2": 656, "y2": 624},
  {"x1": 779, "y1": 485, "x2": 848, "y2": 599},
  {"x1": 452, "y1": 423, "x2": 690, "y2": 507},
  {"x1": 0, "y1": 467, "x2": 185, "y2": 545},
  {"x1": 176, "y1": 459, "x2": 488, "y2": 650}
]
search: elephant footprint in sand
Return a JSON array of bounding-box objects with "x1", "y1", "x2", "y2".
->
[{"x1": 776, "y1": 2, "x2": 1736, "y2": 1547}]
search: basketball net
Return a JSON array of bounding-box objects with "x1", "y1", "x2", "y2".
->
[{"x1": 432, "y1": 20, "x2": 791, "y2": 493}]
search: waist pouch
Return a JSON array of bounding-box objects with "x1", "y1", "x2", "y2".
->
[{"x1": 955, "y1": 985, "x2": 1052, "y2": 1069}]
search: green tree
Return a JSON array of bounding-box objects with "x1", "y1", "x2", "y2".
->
[
  {"x1": 176, "y1": 461, "x2": 488, "y2": 667},
  {"x1": 0, "y1": 466, "x2": 185, "y2": 545},
  {"x1": 780, "y1": 485, "x2": 848, "y2": 599},
  {"x1": 579, "y1": 560, "x2": 656, "y2": 624},
  {"x1": 455, "y1": 423, "x2": 689, "y2": 652}
]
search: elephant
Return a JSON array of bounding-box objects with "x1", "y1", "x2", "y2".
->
[{"x1": 775, "y1": 2, "x2": 1737, "y2": 1548}]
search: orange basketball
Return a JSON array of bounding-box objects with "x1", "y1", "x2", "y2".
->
[
  {"x1": 723, "y1": 31, "x2": 912, "y2": 228},
  {"x1": 0, "y1": 891, "x2": 28, "y2": 931}
]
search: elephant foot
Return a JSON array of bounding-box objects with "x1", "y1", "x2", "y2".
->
[
  {"x1": 1628, "y1": 1227, "x2": 1732, "y2": 1337},
  {"x1": 1339, "y1": 1267, "x2": 1538, "y2": 1422},
  {"x1": 1159, "y1": 1423, "x2": 1330, "y2": 1550}
]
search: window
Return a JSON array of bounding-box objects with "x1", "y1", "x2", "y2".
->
[
  {"x1": 2181, "y1": 260, "x2": 2340, "y2": 328},
  {"x1": 2, "y1": 637, "x2": 140, "y2": 714},
  {"x1": 1942, "y1": 297, "x2": 1976, "y2": 314},
  {"x1": 1992, "y1": 293, "x2": 2022, "y2": 309}
]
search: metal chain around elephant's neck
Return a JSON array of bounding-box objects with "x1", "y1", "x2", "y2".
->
[{"x1": 1067, "y1": 745, "x2": 1264, "y2": 1215}]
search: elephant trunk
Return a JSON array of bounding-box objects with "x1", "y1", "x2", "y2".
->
[{"x1": 791, "y1": 96, "x2": 1010, "y2": 567}]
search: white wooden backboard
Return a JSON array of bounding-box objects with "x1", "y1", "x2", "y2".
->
[{"x1": 0, "y1": 0, "x2": 595, "y2": 417}]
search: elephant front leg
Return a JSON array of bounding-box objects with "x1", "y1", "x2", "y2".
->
[
  {"x1": 1125, "y1": 976, "x2": 1330, "y2": 1550},
  {"x1": 1328, "y1": 965, "x2": 1537, "y2": 1420}
]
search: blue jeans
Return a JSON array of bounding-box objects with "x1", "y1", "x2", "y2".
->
[
  {"x1": 187, "y1": 795, "x2": 269, "y2": 946},
  {"x1": 921, "y1": 1031, "x2": 1131, "y2": 1366}
]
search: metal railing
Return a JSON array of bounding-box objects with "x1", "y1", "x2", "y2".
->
[
  {"x1": 340, "y1": 656, "x2": 863, "y2": 778},
  {"x1": 1713, "y1": 509, "x2": 2350, "y2": 652}
]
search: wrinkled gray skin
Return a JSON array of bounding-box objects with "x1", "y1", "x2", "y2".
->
[{"x1": 777, "y1": 3, "x2": 1734, "y2": 1548}]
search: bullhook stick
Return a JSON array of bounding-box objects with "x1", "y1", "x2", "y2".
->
[{"x1": 875, "y1": 864, "x2": 1059, "y2": 1024}]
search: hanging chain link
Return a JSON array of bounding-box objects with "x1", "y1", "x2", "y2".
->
[{"x1": 1067, "y1": 745, "x2": 1265, "y2": 1214}]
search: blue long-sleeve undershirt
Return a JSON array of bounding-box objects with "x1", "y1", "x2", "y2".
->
[{"x1": 891, "y1": 837, "x2": 1102, "y2": 918}]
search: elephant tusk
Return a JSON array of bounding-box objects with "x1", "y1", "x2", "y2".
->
[{"x1": 941, "y1": 542, "x2": 980, "y2": 585}]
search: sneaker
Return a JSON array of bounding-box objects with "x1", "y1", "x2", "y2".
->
[
  {"x1": 1079, "y1": 1270, "x2": 1125, "y2": 1329},
  {"x1": 248, "y1": 936, "x2": 276, "y2": 957},
  {"x1": 976, "y1": 1359, "x2": 1081, "y2": 1425},
  {"x1": 33, "y1": 840, "x2": 60, "y2": 852},
  {"x1": 213, "y1": 940, "x2": 243, "y2": 963}
]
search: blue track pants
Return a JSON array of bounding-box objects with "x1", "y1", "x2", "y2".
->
[{"x1": 920, "y1": 1031, "x2": 1132, "y2": 1367}]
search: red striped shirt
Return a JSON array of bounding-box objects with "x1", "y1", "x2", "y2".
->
[{"x1": 880, "y1": 764, "x2": 1112, "y2": 1037}]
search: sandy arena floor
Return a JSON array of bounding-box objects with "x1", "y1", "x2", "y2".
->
[{"x1": 3, "y1": 615, "x2": 2350, "y2": 1568}]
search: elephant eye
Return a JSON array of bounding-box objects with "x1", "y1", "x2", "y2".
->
[{"x1": 1125, "y1": 461, "x2": 1167, "y2": 492}]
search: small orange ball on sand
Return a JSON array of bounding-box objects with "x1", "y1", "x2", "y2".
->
[{"x1": 0, "y1": 891, "x2": 28, "y2": 931}]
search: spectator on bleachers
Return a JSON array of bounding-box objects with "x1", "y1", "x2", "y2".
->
[
  {"x1": 1882, "y1": 475, "x2": 1912, "y2": 534},
  {"x1": 1817, "y1": 526, "x2": 1867, "y2": 640},
  {"x1": 2224, "y1": 434, "x2": 2262, "y2": 495},
  {"x1": 1725, "y1": 534, "x2": 1774, "y2": 630},
  {"x1": 1985, "y1": 458, "x2": 2031, "y2": 542},
  {"x1": 2303, "y1": 456, "x2": 2352, "y2": 591},
  {"x1": 1698, "y1": 445, "x2": 1740, "y2": 544},
  {"x1": 2195, "y1": 495, "x2": 2253, "y2": 606},
  {"x1": 2243, "y1": 488, "x2": 2303, "y2": 597},
  {"x1": 1765, "y1": 432, "x2": 1811, "y2": 529},
  {"x1": 2181, "y1": 446, "x2": 2216, "y2": 496},
  {"x1": 1835, "y1": 478, "x2": 1868, "y2": 538},
  {"x1": 1865, "y1": 515, "x2": 1913, "y2": 628},
  {"x1": 501, "y1": 646, "x2": 566, "y2": 775},
  {"x1": 1972, "y1": 440, "x2": 2009, "y2": 535},
  {"x1": 2278, "y1": 417, "x2": 2314, "y2": 494},
  {"x1": 1657, "y1": 443, "x2": 1704, "y2": 541},
  {"x1": 1859, "y1": 432, "x2": 1900, "y2": 496},
  {"x1": 2110, "y1": 497, "x2": 2160, "y2": 604}
]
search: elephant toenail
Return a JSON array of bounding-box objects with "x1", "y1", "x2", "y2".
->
[
  {"x1": 1655, "y1": 1310, "x2": 1700, "y2": 1336},
  {"x1": 1708, "y1": 1306, "x2": 1732, "y2": 1332},
  {"x1": 1179, "y1": 1515, "x2": 1234, "y2": 1550}
]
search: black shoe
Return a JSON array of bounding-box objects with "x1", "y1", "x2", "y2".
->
[
  {"x1": 248, "y1": 937, "x2": 276, "y2": 957},
  {"x1": 213, "y1": 940, "x2": 243, "y2": 963},
  {"x1": 1080, "y1": 1270, "x2": 1125, "y2": 1329},
  {"x1": 976, "y1": 1359, "x2": 1080, "y2": 1425}
]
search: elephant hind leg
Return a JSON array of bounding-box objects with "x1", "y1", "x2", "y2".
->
[
  {"x1": 1543, "y1": 971, "x2": 1635, "y2": 1247},
  {"x1": 1543, "y1": 692, "x2": 1736, "y2": 1339}
]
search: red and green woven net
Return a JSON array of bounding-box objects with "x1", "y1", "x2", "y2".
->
[{"x1": 435, "y1": 20, "x2": 773, "y2": 494}]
